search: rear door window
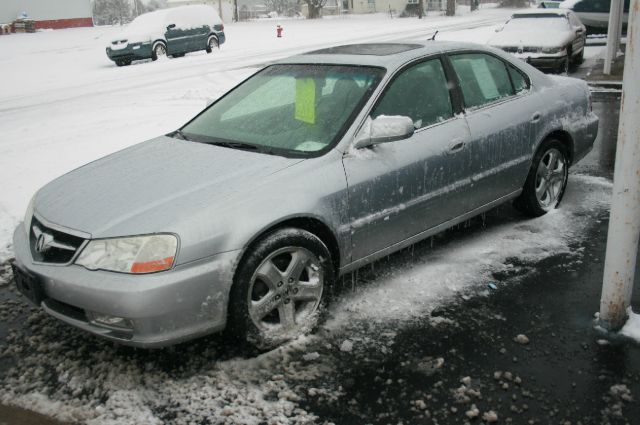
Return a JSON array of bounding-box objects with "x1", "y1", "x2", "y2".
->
[
  {"x1": 449, "y1": 53, "x2": 515, "y2": 109},
  {"x1": 507, "y1": 65, "x2": 529, "y2": 94}
]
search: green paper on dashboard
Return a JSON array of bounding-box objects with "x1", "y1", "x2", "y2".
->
[{"x1": 295, "y1": 78, "x2": 316, "y2": 125}]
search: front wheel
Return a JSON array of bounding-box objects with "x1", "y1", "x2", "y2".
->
[
  {"x1": 228, "y1": 228, "x2": 333, "y2": 351},
  {"x1": 514, "y1": 139, "x2": 569, "y2": 217},
  {"x1": 205, "y1": 36, "x2": 218, "y2": 53}
]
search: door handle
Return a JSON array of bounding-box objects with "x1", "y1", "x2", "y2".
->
[
  {"x1": 448, "y1": 139, "x2": 466, "y2": 154},
  {"x1": 531, "y1": 112, "x2": 542, "y2": 123}
]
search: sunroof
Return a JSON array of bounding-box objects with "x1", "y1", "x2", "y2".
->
[{"x1": 305, "y1": 43, "x2": 423, "y2": 56}]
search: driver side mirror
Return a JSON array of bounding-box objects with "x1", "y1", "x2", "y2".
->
[
  {"x1": 354, "y1": 115, "x2": 415, "y2": 149},
  {"x1": 167, "y1": 23, "x2": 176, "y2": 30}
]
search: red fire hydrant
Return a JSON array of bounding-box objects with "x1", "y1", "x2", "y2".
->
[{"x1": 276, "y1": 25, "x2": 283, "y2": 38}]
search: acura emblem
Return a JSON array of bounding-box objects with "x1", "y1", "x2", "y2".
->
[{"x1": 36, "y1": 232, "x2": 54, "y2": 253}]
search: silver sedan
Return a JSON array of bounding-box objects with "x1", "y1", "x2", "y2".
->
[{"x1": 12, "y1": 41, "x2": 598, "y2": 349}]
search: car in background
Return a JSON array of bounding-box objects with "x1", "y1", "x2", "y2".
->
[
  {"x1": 106, "y1": 5, "x2": 226, "y2": 67},
  {"x1": 12, "y1": 42, "x2": 598, "y2": 350},
  {"x1": 538, "y1": 1, "x2": 562, "y2": 8},
  {"x1": 488, "y1": 10, "x2": 586, "y2": 73},
  {"x1": 560, "y1": 0, "x2": 629, "y2": 33}
]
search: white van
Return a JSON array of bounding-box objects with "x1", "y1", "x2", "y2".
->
[{"x1": 106, "y1": 5, "x2": 226, "y2": 67}]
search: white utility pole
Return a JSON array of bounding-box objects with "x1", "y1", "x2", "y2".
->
[
  {"x1": 599, "y1": 0, "x2": 639, "y2": 330},
  {"x1": 603, "y1": 0, "x2": 623, "y2": 74}
]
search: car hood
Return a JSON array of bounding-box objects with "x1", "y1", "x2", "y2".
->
[
  {"x1": 34, "y1": 136, "x2": 304, "y2": 237},
  {"x1": 489, "y1": 30, "x2": 572, "y2": 48}
]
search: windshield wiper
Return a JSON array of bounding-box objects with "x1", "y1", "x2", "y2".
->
[
  {"x1": 207, "y1": 141, "x2": 259, "y2": 151},
  {"x1": 169, "y1": 129, "x2": 191, "y2": 141}
]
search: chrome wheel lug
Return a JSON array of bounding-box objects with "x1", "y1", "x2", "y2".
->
[
  {"x1": 275, "y1": 295, "x2": 281, "y2": 301},
  {"x1": 293, "y1": 287, "x2": 299, "y2": 294},
  {"x1": 288, "y1": 277, "x2": 294, "y2": 283},
  {"x1": 284, "y1": 298, "x2": 290, "y2": 304},
  {"x1": 277, "y1": 281, "x2": 283, "y2": 287}
]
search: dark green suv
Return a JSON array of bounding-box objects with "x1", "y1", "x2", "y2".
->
[{"x1": 106, "y1": 5, "x2": 226, "y2": 67}]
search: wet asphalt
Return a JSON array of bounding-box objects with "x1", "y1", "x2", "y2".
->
[{"x1": 1, "y1": 64, "x2": 638, "y2": 424}]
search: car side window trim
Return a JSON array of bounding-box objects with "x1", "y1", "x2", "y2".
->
[
  {"x1": 365, "y1": 54, "x2": 462, "y2": 132},
  {"x1": 443, "y1": 50, "x2": 532, "y2": 113}
]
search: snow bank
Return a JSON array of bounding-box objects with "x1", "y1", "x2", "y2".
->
[{"x1": 621, "y1": 308, "x2": 640, "y2": 343}]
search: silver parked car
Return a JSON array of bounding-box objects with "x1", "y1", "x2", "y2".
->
[{"x1": 12, "y1": 42, "x2": 598, "y2": 350}]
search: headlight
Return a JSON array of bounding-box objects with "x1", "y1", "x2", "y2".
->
[
  {"x1": 75, "y1": 234, "x2": 178, "y2": 274},
  {"x1": 24, "y1": 194, "x2": 35, "y2": 238},
  {"x1": 542, "y1": 46, "x2": 565, "y2": 54}
]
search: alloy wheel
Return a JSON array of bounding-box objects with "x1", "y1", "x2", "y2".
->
[
  {"x1": 247, "y1": 246, "x2": 324, "y2": 334},
  {"x1": 535, "y1": 148, "x2": 567, "y2": 210}
]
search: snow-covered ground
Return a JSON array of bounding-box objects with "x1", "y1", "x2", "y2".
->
[{"x1": 0, "y1": 6, "x2": 520, "y2": 261}]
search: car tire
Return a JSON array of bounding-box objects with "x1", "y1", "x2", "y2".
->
[
  {"x1": 574, "y1": 47, "x2": 584, "y2": 65},
  {"x1": 559, "y1": 49, "x2": 570, "y2": 74},
  {"x1": 151, "y1": 41, "x2": 167, "y2": 61},
  {"x1": 514, "y1": 139, "x2": 569, "y2": 217},
  {"x1": 227, "y1": 228, "x2": 334, "y2": 351},
  {"x1": 205, "y1": 36, "x2": 218, "y2": 53}
]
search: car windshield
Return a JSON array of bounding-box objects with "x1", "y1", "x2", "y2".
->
[
  {"x1": 181, "y1": 64, "x2": 385, "y2": 157},
  {"x1": 506, "y1": 15, "x2": 570, "y2": 31}
]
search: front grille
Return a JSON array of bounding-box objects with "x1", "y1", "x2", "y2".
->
[
  {"x1": 29, "y1": 217, "x2": 85, "y2": 264},
  {"x1": 502, "y1": 46, "x2": 541, "y2": 53}
]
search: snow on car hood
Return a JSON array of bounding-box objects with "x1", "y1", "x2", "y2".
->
[
  {"x1": 33, "y1": 136, "x2": 304, "y2": 237},
  {"x1": 488, "y1": 29, "x2": 572, "y2": 48}
]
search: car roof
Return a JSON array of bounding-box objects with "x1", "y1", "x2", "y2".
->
[
  {"x1": 511, "y1": 9, "x2": 570, "y2": 17},
  {"x1": 275, "y1": 41, "x2": 493, "y2": 69}
]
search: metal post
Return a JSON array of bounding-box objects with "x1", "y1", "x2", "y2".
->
[
  {"x1": 599, "y1": 0, "x2": 640, "y2": 330},
  {"x1": 617, "y1": 0, "x2": 625, "y2": 47},
  {"x1": 604, "y1": 0, "x2": 622, "y2": 74}
]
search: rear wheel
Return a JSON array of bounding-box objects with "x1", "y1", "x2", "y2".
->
[
  {"x1": 151, "y1": 42, "x2": 166, "y2": 61},
  {"x1": 228, "y1": 228, "x2": 333, "y2": 350},
  {"x1": 514, "y1": 139, "x2": 569, "y2": 217},
  {"x1": 205, "y1": 36, "x2": 218, "y2": 53}
]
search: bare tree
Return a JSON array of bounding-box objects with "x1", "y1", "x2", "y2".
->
[
  {"x1": 145, "y1": 0, "x2": 167, "y2": 12},
  {"x1": 300, "y1": 0, "x2": 327, "y2": 19},
  {"x1": 446, "y1": 0, "x2": 455, "y2": 16},
  {"x1": 93, "y1": 0, "x2": 133, "y2": 25}
]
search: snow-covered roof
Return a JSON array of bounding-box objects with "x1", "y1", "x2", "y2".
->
[{"x1": 511, "y1": 9, "x2": 570, "y2": 16}]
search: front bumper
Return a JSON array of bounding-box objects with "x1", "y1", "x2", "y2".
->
[
  {"x1": 106, "y1": 43, "x2": 153, "y2": 62},
  {"x1": 515, "y1": 53, "x2": 568, "y2": 71},
  {"x1": 12, "y1": 223, "x2": 239, "y2": 348}
]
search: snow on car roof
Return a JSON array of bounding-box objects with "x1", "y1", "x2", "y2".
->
[{"x1": 512, "y1": 9, "x2": 570, "y2": 17}]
